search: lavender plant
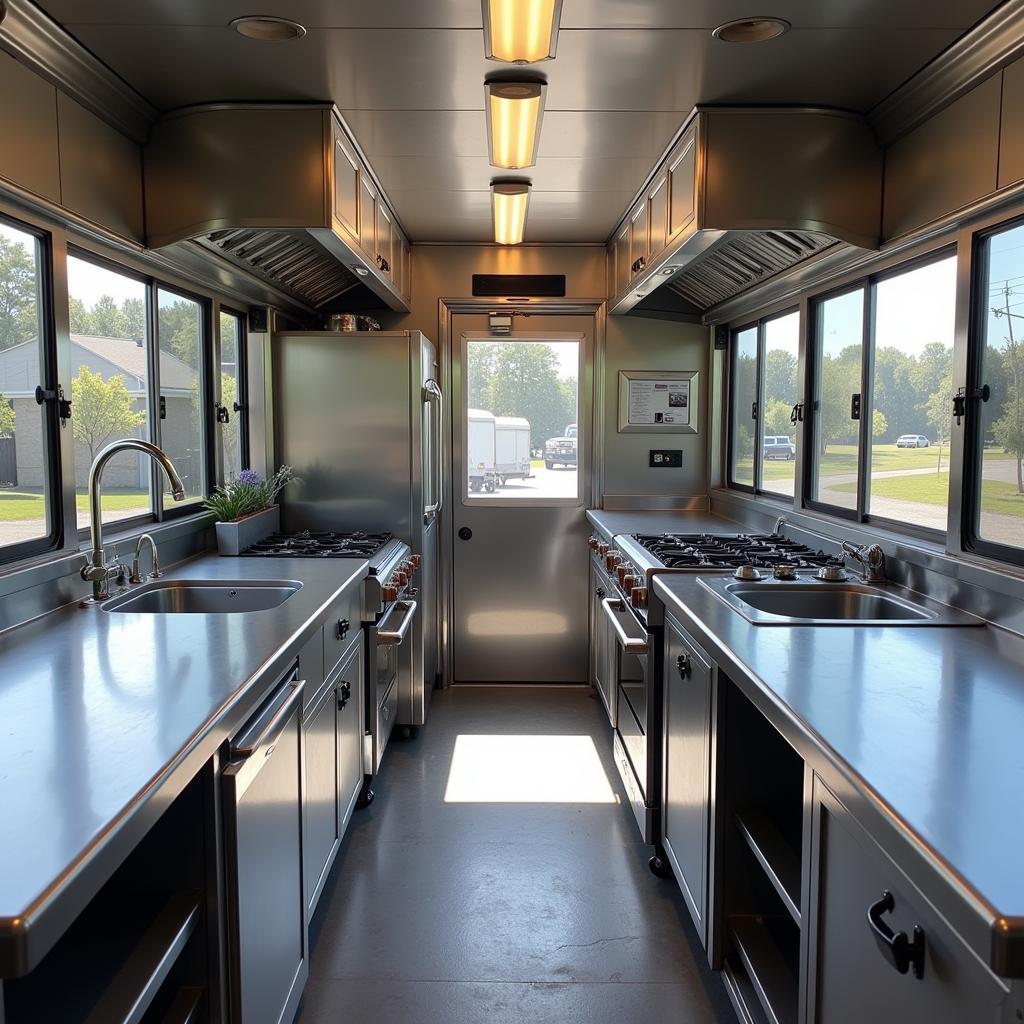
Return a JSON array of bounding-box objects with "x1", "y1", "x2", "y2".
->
[{"x1": 202, "y1": 465, "x2": 296, "y2": 522}]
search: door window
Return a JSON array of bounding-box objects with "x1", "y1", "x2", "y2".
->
[{"x1": 464, "y1": 338, "x2": 581, "y2": 502}]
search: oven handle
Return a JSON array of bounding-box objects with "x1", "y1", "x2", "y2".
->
[
  {"x1": 601, "y1": 598, "x2": 649, "y2": 655},
  {"x1": 377, "y1": 599, "x2": 418, "y2": 646}
]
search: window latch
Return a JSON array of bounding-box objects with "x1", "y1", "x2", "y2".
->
[
  {"x1": 790, "y1": 403, "x2": 804, "y2": 424},
  {"x1": 952, "y1": 384, "x2": 990, "y2": 426},
  {"x1": 216, "y1": 404, "x2": 230, "y2": 424},
  {"x1": 159, "y1": 396, "x2": 167, "y2": 420},
  {"x1": 35, "y1": 384, "x2": 71, "y2": 427},
  {"x1": 750, "y1": 400, "x2": 758, "y2": 420},
  {"x1": 232, "y1": 400, "x2": 245, "y2": 413},
  {"x1": 850, "y1": 393, "x2": 861, "y2": 421}
]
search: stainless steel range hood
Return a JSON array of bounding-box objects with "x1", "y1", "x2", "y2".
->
[
  {"x1": 608, "y1": 108, "x2": 883, "y2": 319},
  {"x1": 143, "y1": 104, "x2": 410, "y2": 313}
]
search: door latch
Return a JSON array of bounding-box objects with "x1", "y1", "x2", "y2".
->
[
  {"x1": 790, "y1": 403, "x2": 804, "y2": 424},
  {"x1": 35, "y1": 384, "x2": 72, "y2": 427},
  {"x1": 216, "y1": 404, "x2": 230, "y2": 424},
  {"x1": 750, "y1": 400, "x2": 758, "y2": 421},
  {"x1": 850, "y1": 393, "x2": 861, "y2": 421},
  {"x1": 952, "y1": 384, "x2": 990, "y2": 426}
]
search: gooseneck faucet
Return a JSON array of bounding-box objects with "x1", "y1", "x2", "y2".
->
[
  {"x1": 82, "y1": 439, "x2": 186, "y2": 601},
  {"x1": 842, "y1": 540, "x2": 887, "y2": 584}
]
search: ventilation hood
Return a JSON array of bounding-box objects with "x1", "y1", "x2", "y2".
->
[
  {"x1": 143, "y1": 104, "x2": 410, "y2": 313},
  {"x1": 608, "y1": 108, "x2": 883, "y2": 320}
]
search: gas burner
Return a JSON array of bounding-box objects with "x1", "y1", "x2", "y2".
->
[
  {"x1": 632, "y1": 532, "x2": 834, "y2": 571},
  {"x1": 241, "y1": 530, "x2": 393, "y2": 558}
]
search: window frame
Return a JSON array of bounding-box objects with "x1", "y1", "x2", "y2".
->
[
  {"x1": 801, "y1": 247, "x2": 957, "y2": 540},
  {"x1": 962, "y1": 214, "x2": 1024, "y2": 569},
  {"x1": 726, "y1": 307, "x2": 801, "y2": 499},
  {"x1": 216, "y1": 305, "x2": 250, "y2": 479},
  {"x1": 0, "y1": 212, "x2": 64, "y2": 564}
]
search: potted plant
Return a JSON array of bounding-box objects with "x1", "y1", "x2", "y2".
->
[{"x1": 204, "y1": 466, "x2": 296, "y2": 555}]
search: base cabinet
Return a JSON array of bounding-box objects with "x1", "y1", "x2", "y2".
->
[
  {"x1": 807, "y1": 777, "x2": 1011, "y2": 1024},
  {"x1": 661, "y1": 616, "x2": 713, "y2": 943},
  {"x1": 337, "y1": 637, "x2": 365, "y2": 833},
  {"x1": 589, "y1": 555, "x2": 615, "y2": 726}
]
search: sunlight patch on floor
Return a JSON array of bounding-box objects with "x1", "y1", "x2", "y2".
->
[{"x1": 443, "y1": 734, "x2": 617, "y2": 803}]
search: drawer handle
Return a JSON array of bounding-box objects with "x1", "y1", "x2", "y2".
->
[
  {"x1": 867, "y1": 890, "x2": 925, "y2": 979},
  {"x1": 676, "y1": 653, "x2": 690, "y2": 679},
  {"x1": 338, "y1": 680, "x2": 352, "y2": 709},
  {"x1": 337, "y1": 617, "x2": 350, "y2": 641}
]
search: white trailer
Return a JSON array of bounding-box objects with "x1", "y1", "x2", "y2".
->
[
  {"x1": 467, "y1": 408, "x2": 497, "y2": 492},
  {"x1": 494, "y1": 416, "x2": 532, "y2": 483}
]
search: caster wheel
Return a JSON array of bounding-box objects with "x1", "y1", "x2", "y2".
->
[
  {"x1": 649, "y1": 854, "x2": 673, "y2": 879},
  {"x1": 400, "y1": 725, "x2": 419, "y2": 740},
  {"x1": 356, "y1": 784, "x2": 375, "y2": 809}
]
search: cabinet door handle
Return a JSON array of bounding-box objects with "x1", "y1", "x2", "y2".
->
[
  {"x1": 337, "y1": 617, "x2": 350, "y2": 641},
  {"x1": 596, "y1": 587, "x2": 606, "y2": 599},
  {"x1": 676, "y1": 653, "x2": 690, "y2": 679},
  {"x1": 338, "y1": 680, "x2": 352, "y2": 709},
  {"x1": 867, "y1": 890, "x2": 925, "y2": 979}
]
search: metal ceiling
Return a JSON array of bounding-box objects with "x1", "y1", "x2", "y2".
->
[{"x1": 32, "y1": 0, "x2": 1005, "y2": 243}]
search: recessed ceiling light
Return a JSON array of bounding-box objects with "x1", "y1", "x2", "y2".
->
[
  {"x1": 491, "y1": 181, "x2": 531, "y2": 245},
  {"x1": 353, "y1": 266, "x2": 370, "y2": 277},
  {"x1": 230, "y1": 16, "x2": 307, "y2": 41},
  {"x1": 486, "y1": 80, "x2": 546, "y2": 169},
  {"x1": 712, "y1": 17, "x2": 790, "y2": 43},
  {"x1": 482, "y1": 0, "x2": 562, "y2": 64}
]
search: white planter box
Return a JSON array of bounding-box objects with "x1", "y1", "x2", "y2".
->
[{"x1": 215, "y1": 505, "x2": 280, "y2": 556}]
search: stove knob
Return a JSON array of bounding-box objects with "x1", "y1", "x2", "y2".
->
[
  {"x1": 402, "y1": 560, "x2": 416, "y2": 576},
  {"x1": 382, "y1": 584, "x2": 399, "y2": 602},
  {"x1": 588, "y1": 537, "x2": 599, "y2": 550},
  {"x1": 631, "y1": 586, "x2": 648, "y2": 609},
  {"x1": 605, "y1": 552, "x2": 621, "y2": 572},
  {"x1": 597, "y1": 542, "x2": 609, "y2": 556},
  {"x1": 397, "y1": 571, "x2": 409, "y2": 586},
  {"x1": 409, "y1": 554, "x2": 422, "y2": 569},
  {"x1": 621, "y1": 574, "x2": 638, "y2": 591}
]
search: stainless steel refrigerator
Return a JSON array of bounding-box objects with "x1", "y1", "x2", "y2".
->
[{"x1": 274, "y1": 330, "x2": 442, "y2": 727}]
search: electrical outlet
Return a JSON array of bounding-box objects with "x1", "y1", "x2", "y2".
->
[{"x1": 649, "y1": 450, "x2": 682, "y2": 468}]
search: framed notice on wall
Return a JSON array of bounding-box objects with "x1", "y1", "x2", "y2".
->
[{"x1": 617, "y1": 370, "x2": 699, "y2": 433}]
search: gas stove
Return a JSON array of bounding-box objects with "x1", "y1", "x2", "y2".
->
[
  {"x1": 240, "y1": 530, "x2": 393, "y2": 558},
  {"x1": 632, "y1": 532, "x2": 833, "y2": 570}
]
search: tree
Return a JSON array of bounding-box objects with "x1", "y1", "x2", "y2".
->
[
  {"x1": 925, "y1": 377, "x2": 953, "y2": 472},
  {"x1": 158, "y1": 299, "x2": 200, "y2": 364},
  {"x1": 71, "y1": 365, "x2": 145, "y2": 460},
  {"x1": 763, "y1": 347, "x2": 798, "y2": 409},
  {"x1": 0, "y1": 235, "x2": 38, "y2": 350},
  {"x1": 872, "y1": 408, "x2": 887, "y2": 439},
  {"x1": 817, "y1": 345, "x2": 861, "y2": 452},
  {"x1": 763, "y1": 399, "x2": 794, "y2": 439},
  {"x1": 0, "y1": 396, "x2": 14, "y2": 438},
  {"x1": 992, "y1": 290, "x2": 1024, "y2": 495}
]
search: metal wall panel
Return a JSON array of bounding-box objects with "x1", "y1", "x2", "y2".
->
[
  {"x1": 56, "y1": 92, "x2": 143, "y2": 241},
  {"x1": 882, "y1": 73, "x2": 1001, "y2": 241},
  {"x1": 999, "y1": 57, "x2": 1024, "y2": 189},
  {"x1": 0, "y1": 51, "x2": 60, "y2": 203}
]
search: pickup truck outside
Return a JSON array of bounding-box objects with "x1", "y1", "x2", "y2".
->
[{"x1": 544, "y1": 423, "x2": 577, "y2": 469}]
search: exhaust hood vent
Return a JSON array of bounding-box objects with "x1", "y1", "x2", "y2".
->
[
  {"x1": 608, "y1": 108, "x2": 883, "y2": 319},
  {"x1": 201, "y1": 229, "x2": 364, "y2": 309},
  {"x1": 664, "y1": 230, "x2": 836, "y2": 310}
]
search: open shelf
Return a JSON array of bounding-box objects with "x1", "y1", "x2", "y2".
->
[
  {"x1": 727, "y1": 915, "x2": 798, "y2": 1024},
  {"x1": 735, "y1": 808, "x2": 802, "y2": 925}
]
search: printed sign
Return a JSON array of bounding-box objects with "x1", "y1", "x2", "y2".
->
[{"x1": 617, "y1": 370, "x2": 699, "y2": 434}]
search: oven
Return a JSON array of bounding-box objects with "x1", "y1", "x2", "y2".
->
[{"x1": 602, "y1": 590, "x2": 661, "y2": 844}]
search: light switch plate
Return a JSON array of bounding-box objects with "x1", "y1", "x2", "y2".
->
[{"x1": 649, "y1": 450, "x2": 682, "y2": 468}]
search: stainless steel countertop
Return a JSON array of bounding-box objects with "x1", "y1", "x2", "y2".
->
[
  {"x1": 652, "y1": 571, "x2": 1024, "y2": 978},
  {"x1": 586, "y1": 509, "x2": 741, "y2": 542},
  {"x1": 0, "y1": 553, "x2": 368, "y2": 977}
]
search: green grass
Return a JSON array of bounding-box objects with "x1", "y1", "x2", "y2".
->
[
  {"x1": 0, "y1": 488, "x2": 149, "y2": 522},
  {"x1": 833, "y1": 472, "x2": 1024, "y2": 517}
]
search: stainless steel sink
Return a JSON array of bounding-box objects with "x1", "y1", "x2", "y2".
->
[
  {"x1": 103, "y1": 579, "x2": 302, "y2": 614},
  {"x1": 697, "y1": 576, "x2": 982, "y2": 626}
]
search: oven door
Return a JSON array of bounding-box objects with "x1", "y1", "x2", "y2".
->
[
  {"x1": 601, "y1": 597, "x2": 655, "y2": 842},
  {"x1": 366, "y1": 599, "x2": 418, "y2": 773}
]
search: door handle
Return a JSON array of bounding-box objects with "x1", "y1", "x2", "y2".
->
[
  {"x1": 867, "y1": 890, "x2": 925, "y2": 979},
  {"x1": 377, "y1": 600, "x2": 417, "y2": 646},
  {"x1": 230, "y1": 679, "x2": 305, "y2": 759},
  {"x1": 423, "y1": 379, "x2": 443, "y2": 521},
  {"x1": 601, "y1": 598, "x2": 649, "y2": 655}
]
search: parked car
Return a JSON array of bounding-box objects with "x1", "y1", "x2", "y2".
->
[
  {"x1": 896, "y1": 434, "x2": 930, "y2": 448},
  {"x1": 762, "y1": 435, "x2": 796, "y2": 460},
  {"x1": 544, "y1": 423, "x2": 577, "y2": 469}
]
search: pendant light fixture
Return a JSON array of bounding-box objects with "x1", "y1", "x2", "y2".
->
[
  {"x1": 491, "y1": 181, "x2": 531, "y2": 245},
  {"x1": 486, "y1": 79, "x2": 546, "y2": 169},
  {"x1": 482, "y1": 0, "x2": 562, "y2": 64}
]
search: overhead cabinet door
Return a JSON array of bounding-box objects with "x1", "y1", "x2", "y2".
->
[
  {"x1": 628, "y1": 199, "x2": 649, "y2": 278},
  {"x1": 332, "y1": 129, "x2": 360, "y2": 244},
  {"x1": 359, "y1": 175, "x2": 378, "y2": 263},
  {"x1": 377, "y1": 202, "x2": 394, "y2": 278},
  {"x1": 647, "y1": 171, "x2": 669, "y2": 264},
  {"x1": 667, "y1": 127, "x2": 697, "y2": 244}
]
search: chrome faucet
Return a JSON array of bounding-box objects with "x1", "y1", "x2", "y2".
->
[
  {"x1": 773, "y1": 515, "x2": 787, "y2": 536},
  {"x1": 129, "y1": 533, "x2": 162, "y2": 584},
  {"x1": 842, "y1": 540, "x2": 887, "y2": 584},
  {"x1": 82, "y1": 439, "x2": 186, "y2": 602}
]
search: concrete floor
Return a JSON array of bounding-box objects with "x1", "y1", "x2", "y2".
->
[{"x1": 296, "y1": 685, "x2": 735, "y2": 1024}]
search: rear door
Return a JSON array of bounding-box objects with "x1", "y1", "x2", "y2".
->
[{"x1": 450, "y1": 313, "x2": 593, "y2": 683}]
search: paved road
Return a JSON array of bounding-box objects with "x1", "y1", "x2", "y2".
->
[{"x1": 477, "y1": 464, "x2": 579, "y2": 500}]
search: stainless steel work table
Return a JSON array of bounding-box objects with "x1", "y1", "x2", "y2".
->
[
  {"x1": 0, "y1": 554, "x2": 368, "y2": 977},
  {"x1": 653, "y1": 571, "x2": 1024, "y2": 979},
  {"x1": 586, "y1": 509, "x2": 740, "y2": 542}
]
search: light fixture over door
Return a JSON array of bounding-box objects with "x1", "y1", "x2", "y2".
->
[{"x1": 491, "y1": 181, "x2": 531, "y2": 245}]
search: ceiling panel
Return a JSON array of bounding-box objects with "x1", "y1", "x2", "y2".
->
[
  {"x1": 45, "y1": 0, "x2": 999, "y2": 29},
  {"x1": 34, "y1": 0, "x2": 1003, "y2": 242},
  {"x1": 63, "y1": 25, "x2": 961, "y2": 113}
]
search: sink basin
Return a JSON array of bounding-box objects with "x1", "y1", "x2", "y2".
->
[
  {"x1": 697, "y1": 577, "x2": 982, "y2": 626},
  {"x1": 103, "y1": 579, "x2": 302, "y2": 614}
]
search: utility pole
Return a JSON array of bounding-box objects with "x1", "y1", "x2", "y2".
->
[{"x1": 993, "y1": 285, "x2": 1023, "y2": 494}]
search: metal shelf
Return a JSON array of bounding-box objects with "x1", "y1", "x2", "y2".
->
[
  {"x1": 735, "y1": 808, "x2": 802, "y2": 925},
  {"x1": 728, "y1": 915, "x2": 798, "y2": 1024}
]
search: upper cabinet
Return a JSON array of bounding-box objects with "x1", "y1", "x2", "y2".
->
[
  {"x1": 605, "y1": 109, "x2": 883, "y2": 316},
  {"x1": 144, "y1": 104, "x2": 411, "y2": 312}
]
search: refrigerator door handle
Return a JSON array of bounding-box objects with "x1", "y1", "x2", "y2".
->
[{"x1": 423, "y1": 379, "x2": 443, "y2": 521}]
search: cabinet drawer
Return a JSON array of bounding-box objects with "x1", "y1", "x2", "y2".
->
[
  {"x1": 334, "y1": 635, "x2": 365, "y2": 829},
  {"x1": 323, "y1": 585, "x2": 361, "y2": 677},
  {"x1": 809, "y1": 778, "x2": 1008, "y2": 1024}
]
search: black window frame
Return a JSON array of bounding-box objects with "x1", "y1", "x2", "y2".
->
[
  {"x1": 0, "y1": 212, "x2": 63, "y2": 564},
  {"x1": 802, "y1": 246, "x2": 957, "y2": 540},
  {"x1": 963, "y1": 215, "x2": 1024, "y2": 569},
  {"x1": 217, "y1": 305, "x2": 250, "y2": 478},
  {"x1": 726, "y1": 307, "x2": 800, "y2": 498}
]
